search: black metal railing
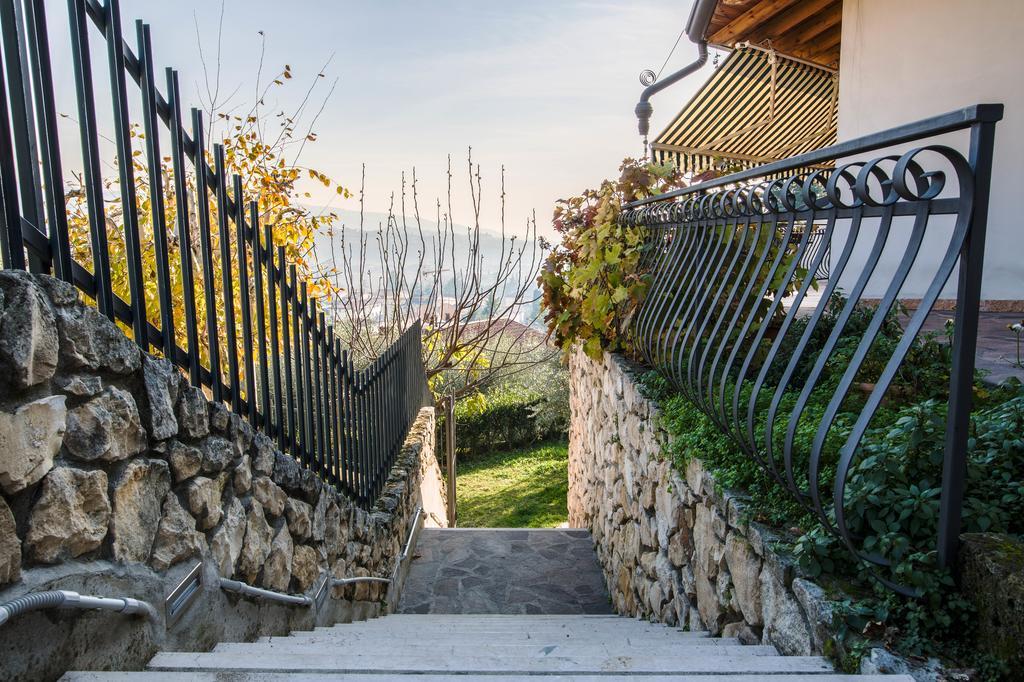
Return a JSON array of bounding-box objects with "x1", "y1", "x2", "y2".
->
[
  {"x1": 0, "y1": 0, "x2": 430, "y2": 506},
  {"x1": 622, "y1": 104, "x2": 1001, "y2": 593}
]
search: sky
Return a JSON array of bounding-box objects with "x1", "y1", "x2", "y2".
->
[{"x1": 50, "y1": 0, "x2": 723, "y2": 240}]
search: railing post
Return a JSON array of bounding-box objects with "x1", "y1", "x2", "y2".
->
[
  {"x1": 936, "y1": 118, "x2": 997, "y2": 571},
  {"x1": 445, "y1": 393, "x2": 457, "y2": 527}
]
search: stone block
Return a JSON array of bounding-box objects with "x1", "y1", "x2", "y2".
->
[
  {"x1": 253, "y1": 476, "x2": 287, "y2": 517},
  {"x1": 238, "y1": 500, "x2": 273, "y2": 583},
  {"x1": 0, "y1": 395, "x2": 67, "y2": 495},
  {"x1": 26, "y1": 466, "x2": 110, "y2": 563},
  {"x1": 209, "y1": 497, "x2": 246, "y2": 577},
  {"x1": 792, "y1": 577, "x2": 834, "y2": 654},
  {"x1": 233, "y1": 455, "x2": 253, "y2": 495},
  {"x1": 199, "y1": 435, "x2": 236, "y2": 474},
  {"x1": 252, "y1": 433, "x2": 276, "y2": 476},
  {"x1": 759, "y1": 559, "x2": 812, "y2": 656},
  {"x1": 54, "y1": 303, "x2": 140, "y2": 375},
  {"x1": 176, "y1": 383, "x2": 210, "y2": 439},
  {"x1": 285, "y1": 498, "x2": 313, "y2": 542},
  {"x1": 0, "y1": 495, "x2": 20, "y2": 585},
  {"x1": 110, "y1": 458, "x2": 171, "y2": 563},
  {"x1": 958, "y1": 532, "x2": 1024, "y2": 665},
  {"x1": 725, "y1": 532, "x2": 763, "y2": 626},
  {"x1": 0, "y1": 270, "x2": 58, "y2": 388},
  {"x1": 63, "y1": 387, "x2": 147, "y2": 463},
  {"x1": 262, "y1": 524, "x2": 293, "y2": 592},
  {"x1": 141, "y1": 355, "x2": 180, "y2": 441},
  {"x1": 291, "y1": 544, "x2": 319, "y2": 592},
  {"x1": 185, "y1": 475, "x2": 224, "y2": 530},
  {"x1": 150, "y1": 491, "x2": 206, "y2": 571},
  {"x1": 166, "y1": 440, "x2": 203, "y2": 483},
  {"x1": 53, "y1": 374, "x2": 102, "y2": 397}
]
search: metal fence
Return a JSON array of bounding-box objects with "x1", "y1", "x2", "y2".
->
[
  {"x1": 622, "y1": 104, "x2": 1001, "y2": 593},
  {"x1": 0, "y1": 0, "x2": 430, "y2": 506}
]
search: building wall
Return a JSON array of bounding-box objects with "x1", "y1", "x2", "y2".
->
[{"x1": 836, "y1": 0, "x2": 1024, "y2": 303}]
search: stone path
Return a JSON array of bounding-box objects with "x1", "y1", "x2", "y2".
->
[{"x1": 397, "y1": 528, "x2": 612, "y2": 615}]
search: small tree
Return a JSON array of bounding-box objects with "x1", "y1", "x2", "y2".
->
[
  {"x1": 326, "y1": 153, "x2": 554, "y2": 404},
  {"x1": 64, "y1": 17, "x2": 346, "y2": 385}
]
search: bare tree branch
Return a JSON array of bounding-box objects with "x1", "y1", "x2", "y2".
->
[{"x1": 326, "y1": 154, "x2": 553, "y2": 403}]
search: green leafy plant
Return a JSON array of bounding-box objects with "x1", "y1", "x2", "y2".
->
[
  {"x1": 539, "y1": 158, "x2": 686, "y2": 357},
  {"x1": 639, "y1": 299, "x2": 1024, "y2": 678}
]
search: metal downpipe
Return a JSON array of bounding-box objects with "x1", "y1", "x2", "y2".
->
[{"x1": 635, "y1": 41, "x2": 708, "y2": 139}]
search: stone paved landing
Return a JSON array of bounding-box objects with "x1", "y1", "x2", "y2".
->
[{"x1": 397, "y1": 529, "x2": 612, "y2": 614}]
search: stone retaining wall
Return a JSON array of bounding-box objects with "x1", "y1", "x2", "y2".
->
[
  {"x1": 0, "y1": 271, "x2": 445, "y2": 680},
  {"x1": 568, "y1": 350, "x2": 833, "y2": 655}
]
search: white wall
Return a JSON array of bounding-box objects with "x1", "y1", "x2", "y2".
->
[{"x1": 836, "y1": 0, "x2": 1023, "y2": 302}]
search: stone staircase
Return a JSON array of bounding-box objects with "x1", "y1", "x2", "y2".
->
[
  {"x1": 64, "y1": 614, "x2": 910, "y2": 679},
  {"x1": 62, "y1": 530, "x2": 912, "y2": 680}
]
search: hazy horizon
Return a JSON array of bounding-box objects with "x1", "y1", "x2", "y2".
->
[{"x1": 54, "y1": 0, "x2": 722, "y2": 240}]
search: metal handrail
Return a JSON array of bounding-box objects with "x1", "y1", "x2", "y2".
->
[
  {"x1": 0, "y1": 590, "x2": 158, "y2": 627},
  {"x1": 218, "y1": 578, "x2": 313, "y2": 607},
  {"x1": 331, "y1": 577, "x2": 391, "y2": 586},
  {"x1": 621, "y1": 104, "x2": 1002, "y2": 594},
  {"x1": 332, "y1": 505, "x2": 424, "y2": 588}
]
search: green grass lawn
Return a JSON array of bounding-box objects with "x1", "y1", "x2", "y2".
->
[{"x1": 455, "y1": 440, "x2": 569, "y2": 528}]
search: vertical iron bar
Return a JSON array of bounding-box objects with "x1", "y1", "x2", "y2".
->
[
  {"x1": 322, "y1": 319, "x2": 335, "y2": 483},
  {"x1": 192, "y1": 109, "x2": 220, "y2": 399},
  {"x1": 359, "y1": 366, "x2": 369, "y2": 504},
  {"x1": 300, "y1": 283, "x2": 316, "y2": 469},
  {"x1": 67, "y1": 0, "x2": 113, "y2": 317},
  {"x1": 0, "y1": 0, "x2": 43, "y2": 272},
  {"x1": 331, "y1": 336, "x2": 343, "y2": 486},
  {"x1": 341, "y1": 349, "x2": 352, "y2": 495},
  {"x1": 24, "y1": 0, "x2": 73, "y2": 280},
  {"x1": 290, "y1": 264, "x2": 307, "y2": 464},
  {"x1": 250, "y1": 202, "x2": 270, "y2": 428},
  {"x1": 104, "y1": 0, "x2": 146, "y2": 346},
  {"x1": 166, "y1": 69, "x2": 200, "y2": 383},
  {"x1": 137, "y1": 21, "x2": 175, "y2": 356},
  {"x1": 311, "y1": 307, "x2": 325, "y2": 475},
  {"x1": 267, "y1": 227, "x2": 283, "y2": 447},
  {"x1": 215, "y1": 146, "x2": 240, "y2": 411},
  {"x1": 281, "y1": 247, "x2": 295, "y2": 455},
  {"x1": 446, "y1": 394, "x2": 457, "y2": 526},
  {"x1": 937, "y1": 119, "x2": 996, "y2": 569},
  {"x1": 234, "y1": 175, "x2": 255, "y2": 422},
  {"x1": 0, "y1": 40, "x2": 24, "y2": 270}
]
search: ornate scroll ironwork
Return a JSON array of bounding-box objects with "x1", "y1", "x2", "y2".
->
[{"x1": 621, "y1": 105, "x2": 1001, "y2": 593}]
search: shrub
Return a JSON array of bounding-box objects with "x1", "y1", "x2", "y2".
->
[
  {"x1": 640, "y1": 304, "x2": 1024, "y2": 678},
  {"x1": 539, "y1": 159, "x2": 687, "y2": 357},
  {"x1": 451, "y1": 356, "x2": 569, "y2": 458}
]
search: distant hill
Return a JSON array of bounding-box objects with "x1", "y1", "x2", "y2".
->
[{"x1": 305, "y1": 206, "x2": 544, "y2": 291}]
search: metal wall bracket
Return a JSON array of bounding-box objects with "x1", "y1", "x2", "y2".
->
[
  {"x1": 314, "y1": 573, "x2": 330, "y2": 610},
  {"x1": 164, "y1": 561, "x2": 203, "y2": 626}
]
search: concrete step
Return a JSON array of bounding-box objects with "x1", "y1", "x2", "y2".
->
[
  {"x1": 66, "y1": 671, "x2": 921, "y2": 675},
  {"x1": 65, "y1": 674, "x2": 916, "y2": 681},
  {"x1": 257, "y1": 631, "x2": 733, "y2": 645},
  {"x1": 313, "y1": 618, "x2": 706, "y2": 635},
  {"x1": 211, "y1": 642, "x2": 782, "y2": 657},
  {"x1": 145, "y1": 650, "x2": 839, "y2": 674},
  {"x1": 303, "y1": 622, "x2": 712, "y2": 638}
]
